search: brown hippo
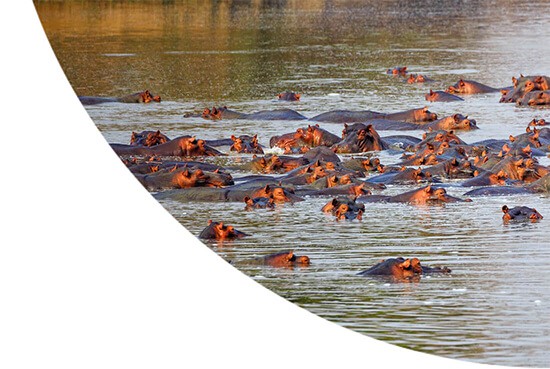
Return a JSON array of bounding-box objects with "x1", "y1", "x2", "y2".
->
[
  {"x1": 425, "y1": 89, "x2": 464, "y2": 102},
  {"x1": 130, "y1": 130, "x2": 171, "y2": 147},
  {"x1": 78, "y1": 90, "x2": 161, "y2": 105},
  {"x1": 333, "y1": 203, "x2": 363, "y2": 221},
  {"x1": 136, "y1": 168, "x2": 209, "y2": 191},
  {"x1": 360, "y1": 185, "x2": 471, "y2": 205},
  {"x1": 198, "y1": 220, "x2": 249, "y2": 240},
  {"x1": 524, "y1": 90, "x2": 550, "y2": 106},
  {"x1": 111, "y1": 136, "x2": 223, "y2": 157},
  {"x1": 424, "y1": 114, "x2": 478, "y2": 131},
  {"x1": 230, "y1": 134, "x2": 264, "y2": 154},
  {"x1": 357, "y1": 257, "x2": 451, "y2": 280},
  {"x1": 446, "y1": 79, "x2": 500, "y2": 94},
  {"x1": 321, "y1": 196, "x2": 365, "y2": 214},
  {"x1": 277, "y1": 91, "x2": 301, "y2": 101},
  {"x1": 331, "y1": 124, "x2": 387, "y2": 153},
  {"x1": 383, "y1": 107, "x2": 438, "y2": 123},
  {"x1": 502, "y1": 205, "x2": 543, "y2": 222},
  {"x1": 298, "y1": 125, "x2": 342, "y2": 147},
  {"x1": 260, "y1": 251, "x2": 310, "y2": 268},
  {"x1": 461, "y1": 170, "x2": 510, "y2": 187},
  {"x1": 386, "y1": 66, "x2": 408, "y2": 75},
  {"x1": 406, "y1": 74, "x2": 435, "y2": 84},
  {"x1": 243, "y1": 196, "x2": 276, "y2": 210}
]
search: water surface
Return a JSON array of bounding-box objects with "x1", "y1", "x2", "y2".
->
[{"x1": 36, "y1": 1, "x2": 550, "y2": 366}]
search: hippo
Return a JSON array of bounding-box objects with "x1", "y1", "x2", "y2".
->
[
  {"x1": 357, "y1": 257, "x2": 451, "y2": 280},
  {"x1": 321, "y1": 196, "x2": 365, "y2": 214},
  {"x1": 333, "y1": 203, "x2": 363, "y2": 221},
  {"x1": 194, "y1": 106, "x2": 246, "y2": 120},
  {"x1": 230, "y1": 134, "x2": 264, "y2": 154},
  {"x1": 522, "y1": 90, "x2": 550, "y2": 106},
  {"x1": 423, "y1": 158, "x2": 478, "y2": 180},
  {"x1": 461, "y1": 170, "x2": 510, "y2": 187},
  {"x1": 130, "y1": 130, "x2": 171, "y2": 147},
  {"x1": 502, "y1": 205, "x2": 543, "y2": 222},
  {"x1": 110, "y1": 136, "x2": 223, "y2": 157},
  {"x1": 243, "y1": 196, "x2": 276, "y2": 210},
  {"x1": 236, "y1": 155, "x2": 310, "y2": 174},
  {"x1": 386, "y1": 66, "x2": 408, "y2": 75},
  {"x1": 331, "y1": 124, "x2": 387, "y2": 153},
  {"x1": 277, "y1": 91, "x2": 301, "y2": 101},
  {"x1": 424, "y1": 114, "x2": 478, "y2": 131},
  {"x1": 298, "y1": 125, "x2": 342, "y2": 147},
  {"x1": 309, "y1": 110, "x2": 384, "y2": 123},
  {"x1": 425, "y1": 90, "x2": 465, "y2": 102},
  {"x1": 383, "y1": 107, "x2": 438, "y2": 123},
  {"x1": 269, "y1": 130, "x2": 306, "y2": 150},
  {"x1": 359, "y1": 185, "x2": 471, "y2": 205},
  {"x1": 446, "y1": 79, "x2": 500, "y2": 94},
  {"x1": 136, "y1": 168, "x2": 209, "y2": 191},
  {"x1": 259, "y1": 251, "x2": 310, "y2": 268},
  {"x1": 78, "y1": 90, "x2": 161, "y2": 105},
  {"x1": 406, "y1": 74, "x2": 435, "y2": 84},
  {"x1": 198, "y1": 220, "x2": 250, "y2": 240}
]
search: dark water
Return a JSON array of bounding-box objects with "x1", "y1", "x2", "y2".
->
[{"x1": 35, "y1": 1, "x2": 550, "y2": 366}]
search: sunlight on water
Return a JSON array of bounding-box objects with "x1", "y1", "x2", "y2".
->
[{"x1": 35, "y1": 0, "x2": 550, "y2": 366}]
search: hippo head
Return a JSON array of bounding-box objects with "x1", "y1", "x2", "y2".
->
[
  {"x1": 230, "y1": 134, "x2": 263, "y2": 154},
  {"x1": 528, "y1": 91, "x2": 550, "y2": 106},
  {"x1": 416, "y1": 107, "x2": 438, "y2": 122},
  {"x1": 277, "y1": 91, "x2": 301, "y2": 101},
  {"x1": 173, "y1": 169, "x2": 207, "y2": 188},
  {"x1": 205, "y1": 220, "x2": 248, "y2": 240},
  {"x1": 446, "y1": 79, "x2": 465, "y2": 94},
  {"x1": 391, "y1": 257, "x2": 423, "y2": 279}
]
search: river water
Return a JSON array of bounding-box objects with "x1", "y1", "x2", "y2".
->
[{"x1": 35, "y1": 1, "x2": 550, "y2": 366}]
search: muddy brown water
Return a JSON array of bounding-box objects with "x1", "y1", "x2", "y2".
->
[{"x1": 35, "y1": 0, "x2": 550, "y2": 366}]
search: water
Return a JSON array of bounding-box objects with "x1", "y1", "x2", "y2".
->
[{"x1": 35, "y1": 1, "x2": 550, "y2": 366}]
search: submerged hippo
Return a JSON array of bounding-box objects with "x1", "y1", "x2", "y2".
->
[
  {"x1": 243, "y1": 196, "x2": 276, "y2": 210},
  {"x1": 277, "y1": 91, "x2": 301, "y2": 101},
  {"x1": 130, "y1": 130, "x2": 171, "y2": 147},
  {"x1": 359, "y1": 185, "x2": 471, "y2": 205},
  {"x1": 425, "y1": 89, "x2": 464, "y2": 102},
  {"x1": 386, "y1": 66, "x2": 408, "y2": 75},
  {"x1": 230, "y1": 134, "x2": 264, "y2": 154},
  {"x1": 446, "y1": 79, "x2": 500, "y2": 94},
  {"x1": 259, "y1": 251, "x2": 310, "y2": 268},
  {"x1": 357, "y1": 257, "x2": 451, "y2": 280},
  {"x1": 406, "y1": 74, "x2": 435, "y2": 84},
  {"x1": 198, "y1": 220, "x2": 250, "y2": 240},
  {"x1": 502, "y1": 205, "x2": 543, "y2": 222},
  {"x1": 111, "y1": 136, "x2": 223, "y2": 157},
  {"x1": 78, "y1": 90, "x2": 161, "y2": 105}
]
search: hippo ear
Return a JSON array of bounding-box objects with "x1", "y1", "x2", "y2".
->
[
  {"x1": 424, "y1": 185, "x2": 432, "y2": 193},
  {"x1": 287, "y1": 251, "x2": 294, "y2": 261},
  {"x1": 264, "y1": 185, "x2": 270, "y2": 193},
  {"x1": 522, "y1": 145, "x2": 531, "y2": 153},
  {"x1": 429, "y1": 89, "x2": 434, "y2": 95},
  {"x1": 400, "y1": 259, "x2": 411, "y2": 269},
  {"x1": 207, "y1": 219, "x2": 213, "y2": 225},
  {"x1": 423, "y1": 106, "x2": 428, "y2": 112},
  {"x1": 231, "y1": 135, "x2": 237, "y2": 141},
  {"x1": 512, "y1": 76, "x2": 518, "y2": 87},
  {"x1": 182, "y1": 169, "x2": 190, "y2": 177},
  {"x1": 459, "y1": 79, "x2": 465, "y2": 86},
  {"x1": 502, "y1": 205, "x2": 509, "y2": 213}
]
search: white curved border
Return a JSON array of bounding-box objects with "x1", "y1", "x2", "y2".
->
[{"x1": 0, "y1": 2, "x2": 504, "y2": 368}]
